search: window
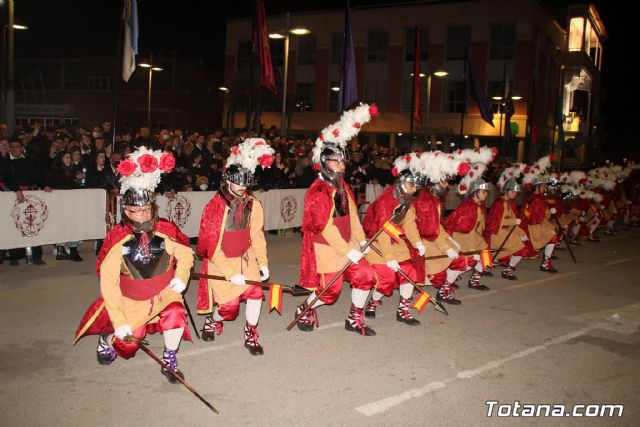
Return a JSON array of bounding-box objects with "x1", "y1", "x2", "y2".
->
[
  {"x1": 296, "y1": 83, "x2": 314, "y2": 111},
  {"x1": 568, "y1": 17, "x2": 584, "y2": 52},
  {"x1": 446, "y1": 26, "x2": 470, "y2": 60},
  {"x1": 297, "y1": 35, "x2": 317, "y2": 66},
  {"x1": 405, "y1": 28, "x2": 429, "y2": 61},
  {"x1": 237, "y1": 40, "x2": 253, "y2": 68},
  {"x1": 367, "y1": 31, "x2": 389, "y2": 63},
  {"x1": 331, "y1": 33, "x2": 344, "y2": 65},
  {"x1": 490, "y1": 24, "x2": 516, "y2": 59},
  {"x1": 488, "y1": 80, "x2": 505, "y2": 113},
  {"x1": 329, "y1": 82, "x2": 339, "y2": 110},
  {"x1": 269, "y1": 38, "x2": 284, "y2": 67},
  {"x1": 365, "y1": 80, "x2": 386, "y2": 110},
  {"x1": 445, "y1": 81, "x2": 465, "y2": 113}
]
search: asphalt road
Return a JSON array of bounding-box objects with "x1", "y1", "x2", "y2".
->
[{"x1": 1, "y1": 229, "x2": 639, "y2": 426}]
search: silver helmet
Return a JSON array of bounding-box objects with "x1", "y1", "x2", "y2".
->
[
  {"x1": 468, "y1": 179, "x2": 491, "y2": 195},
  {"x1": 503, "y1": 178, "x2": 521, "y2": 192},
  {"x1": 319, "y1": 143, "x2": 347, "y2": 185},
  {"x1": 223, "y1": 164, "x2": 254, "y2": 187}
]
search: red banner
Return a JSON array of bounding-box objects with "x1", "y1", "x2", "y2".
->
[{"x1": 254, "y1": 0, "x2": 277, "y2": 94}]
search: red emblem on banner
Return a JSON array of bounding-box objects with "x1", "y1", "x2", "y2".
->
[
  {"x1": 280, "y1": 196, "x2": 297, "y2": 224},
  {"x1": 165, "y1": 194, "x2": 192, "y2": 228},
  {"x1": 11, "y1": 195, "x2": 49, "y2": 237}
]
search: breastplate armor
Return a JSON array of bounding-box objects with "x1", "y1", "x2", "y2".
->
[{"x1": 122, "y1": 234, "x2": 171, "y2": 279}]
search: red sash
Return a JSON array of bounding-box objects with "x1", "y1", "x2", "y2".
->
[
  {"x1": 119, "y1": 269, "x2": 174, "y2": 301},
  {"x1": 221, "y1": 229, "x2": 251, "y2": 257},
  {"x1": 313, "y1": 215, "x2": 351, "y2": 245}
]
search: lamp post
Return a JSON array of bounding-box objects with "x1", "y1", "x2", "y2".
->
[
  {"x1": 3, "y1": 0, "x2": 28, "y2": 135},
  {"x1": 138, "y1": 55, "x2": 163, "y2": 128},
  {"x1": 424, "y1": 70, "x2": 448, "y2": 130},
  {"x1": 269, "y1": 13, "x2": 309, "y2": 137},
  {"x1": 218, "y1": 86, "x2": 230, "y2": 130}
]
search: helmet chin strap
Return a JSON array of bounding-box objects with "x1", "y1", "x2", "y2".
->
[{"x1": 129, "y1": 218, "x2": 155, "y2": 233}]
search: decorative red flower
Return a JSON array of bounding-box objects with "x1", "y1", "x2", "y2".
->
[
  {"x1": 353, "y1": 122, "x2": 361, "y2": 129},
  {"x1": 492, "y1": 147, "x2": 498, "y2": 157},
  {"x1": 137, "y1": 154, "x2": 158, "y2": 173},
  {"x1": 255, "y1": 141, "x2": 265, "y2": 146},
  {"x1": 457, "y1": 162, "x2": 471, "y2": 177},
  {"x1": 116, "y1": 159, "x2": 137, "y2": 177},
  {"x1": 457, "y1": 149, "x2": 463, "y2": 155},
  {"x1": 332, "y1": 129, "x2": 340, "y2": 138},
  {"x1": 159, "y1": 153, "x2": 176, "y2": 172},
  {"x1": 231, "y1": 146, "x2": 240, "y2": 156},
  {"x1": 549, "y1": 153, "x2": 555, "y2": 162},
  {"x1": 319, "y1": 135, "x2": 324, "y2": 141},
  {"x1": 524, "y1": 166, "x2": 531, "y2": 173},
  {"x1": 469, "y1": 171, "x2": 475, "y2": 177},
  {"x1": 459, "y1": 183, "x2": 468, "y2": 192},
  {"x1": 369, "y1": 103, "x2": 379, "y2": 117},
  {"x1": 391, "y1": 167, "x2": 398, "y2": 177},
  {"x1": 258, "y1": 154, "x2": 274, "y2": 168},
  {"x1": 313, "y1": 163, "x2": 321, "y2": 171},
  {"x1": 404, "y1": 155, "x2": 411, "y2": 162}
]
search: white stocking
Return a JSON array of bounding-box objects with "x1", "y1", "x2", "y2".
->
[
  {"x1": 245, "y1": 298, "x2": 262, "y2": 326},
  {"x1": 509, "y1": 255, "x2": 522, "y2": 268},
  {"x1": 446, "y1": 268, "x2": 462, "y2": 283},
  {"x1": 371, "y1": 290, "x2": 384, "y2": 301},
  {"x1": 399, "y1": 283, "x2": 413, "y2": 299},
  {"x1": 163, "y1": 327, "x2": 184, "y2": 351},
  {"x1": 212, "y1": 310, "x2": 224, "y2": 322},
  {"x1": 306, "y1": 292, "x2": 325, "y2": 309},
  {"x1": 473, "y1": 254, "x2": 483, "y2": 273},
  {"x1": 351, "y1": 288, "x2": 370, "y2": 308},
  {"x1": 572, "y1": 224, "x2": 581, "y2": 235},
  {"x1": 544, "y1": 243, "x2": 554, "y2": 258}
]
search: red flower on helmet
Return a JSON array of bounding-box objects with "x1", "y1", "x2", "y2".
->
[
  {"x1": 391, "y1": 167, "x2": 398, "y2": 177},
  {"x1": 117, "y1": 159, "x2": 137, "y2": 177},
  {"x1": 332, "y1": 129, "x2": 340, "y2": 138},
  {"x1": 255, "y1": 140, "x2": 265, "y2": 146},
  {"x1": 138, "y1": 154, "x2": 159, "y2": 173},
  {"x1": 258, "y1": 154, "x2": 274, "y2": 168},
  {"x1": 353, "y1": 122, "x2": 361, "y2": 128},
  {"x1": 313, "y1": 163, "x2": 321, "y2": 171},
  {"x1": 231, "y1": 146, "x2": 240, "y2": 156},
  {"x1": 549, "y1": 153, "x2": 555, "y2": 162},
  {"x1": 457, "y1": 163, "x2": 471, "y2": 177},
  {"x1": 159, "y1": 153, "x2": 176, "y2": 172},
  {"x1": 369, "y1": 103, "x2": 379, "y2": 117},
  {"x1": 459, "y1": 183, "x2": 468, "y2": 192}
]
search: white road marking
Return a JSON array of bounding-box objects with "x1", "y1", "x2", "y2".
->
[
  {"x1": 354, "y1": 326, "x2": 594, "y2": 417},
  {"x1": 507, "y1": 271, "x2": 580, "y2": 290},
  {"x1": 604, "y1": 258, "x2": 632, "y2": 266}
]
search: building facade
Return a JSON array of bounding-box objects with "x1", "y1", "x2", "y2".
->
[
  {"x1": 223, "y1": 0, "x2": 606, "y2": 162},
  {"x1": 8, "y1": 56, "x2": 220, "y2": 131}
]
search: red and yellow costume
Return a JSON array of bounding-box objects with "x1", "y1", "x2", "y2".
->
[
  {"x1": 74, "y1": 219, "x2": 193, "y2": 358},
  {"x1": 521, "y1": 193, "x2": 558, "y2": 249},
  {"x1": 196, "y1": 192, "x2": 268, "y2": 319},
  {"x1": 299, "y1": 178, "x2": 375, "y2": 304},
  {"x1": 486, "y1": 197, "x2": 532, "y2": 262}
]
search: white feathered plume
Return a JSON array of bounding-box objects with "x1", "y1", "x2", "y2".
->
[
  {"x1": 225, "y1": 138, "x2": 275, "y2": 172},
  {"x1": 312, "y1": 102, "x2": 378, "y2": 165}
]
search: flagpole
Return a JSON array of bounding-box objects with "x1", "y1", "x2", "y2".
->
[
  {"x1": 501, "y1": 63, "x2": 507, "y2": 156},
  {"x1": 111, "y1": 2, "x2": 125, "y2": 152},
  {"x1": 460, "y1": 45, "x2": 468, "y2": 144},
  {"x1": 410, "y1": 26, "x2": 418, "y2": 137},
  {"x1": 280, "y1": 12, "x2": 290, "y2": 135}
]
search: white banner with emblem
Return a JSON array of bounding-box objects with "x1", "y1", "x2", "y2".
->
[
  {"x1": 123, "y1": 189, "x2": 308, "y2": 238},
  {"x1": 0, "y1": 189, "x2": 107, "y2": 249}
]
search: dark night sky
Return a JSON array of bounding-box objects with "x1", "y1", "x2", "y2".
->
[{"x1": 10, "y1": 0, "x2": 636, "y2": 132}]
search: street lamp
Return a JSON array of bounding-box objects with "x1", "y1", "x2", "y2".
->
[
  {"x1": 138, "y1": 55, "x2": 163, "y2": 128},
  {"x1": 269, "y1": 13, "x2": 309, "y2": 137}
]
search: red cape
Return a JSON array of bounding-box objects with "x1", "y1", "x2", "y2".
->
[
  {"x1": 362, "y1": 186, "x2": 400, "y2": 238},
  {"x1": 444, "y1": 197, "x2": 482, "y2": 235},
  {"x1": 413, "y1": 190, "x2": 442, "y2": 241},
  {"x1": 299, "y1": 178, "x2": 356, "y2": 288}
]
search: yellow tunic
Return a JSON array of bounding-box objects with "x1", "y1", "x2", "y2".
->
[
  {"x1": 100, "y1": 232, "x2": 194, "y2": 330},
  {"x1": 366, "y1": 205, "x2": 421, "y2": 264},
  {"x1": 490, "y1": 199, "x2": 526, "y2": 259},
  {"x1": 314, "y1": 190, "x2": 366, "y2": 274},
  {"x1": 206, "y1": 197, "x2": 269, "y2": 305},
  {"x1": 452, "y1": 205, "x2": 488, "y2": 253}
]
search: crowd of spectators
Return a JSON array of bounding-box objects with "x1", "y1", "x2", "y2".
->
[{"x1": 0, "y1": 121, "x2": 410, "y2": 199}]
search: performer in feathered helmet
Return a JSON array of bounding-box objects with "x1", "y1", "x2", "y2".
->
[
  {"x1": 196, "y1": 138, "x2": 274, "y2": 355},
  {"x1": 443, "y1": 151, "x2": 496, "y2": 301},
  {"x1": 361, "y1": 152, "x2": 425, "y2": 325},
  {"x1": 74, "y1": 147, "x2": 194, "y2": 383},
  {"x1": 412, "y1": 150, "x2": 476, "y2": 306},
  {"x1": 520, "y1": 155, "x2": 560, "y2": 272},
  {"x1": 295, "y1": 103, "x2": 378, "y2": 336},
  {"x1": 486, "y1": 164, "x2": 535, "y2": 280}
]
